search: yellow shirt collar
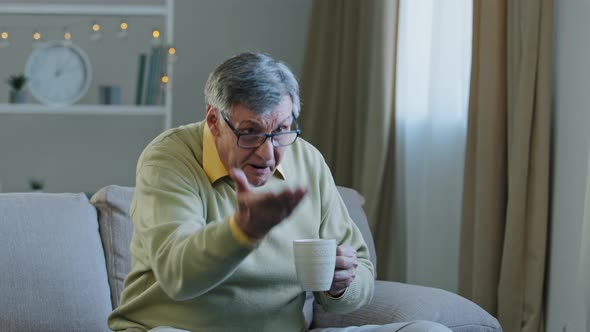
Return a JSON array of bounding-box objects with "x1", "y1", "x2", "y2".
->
[{"x1": 203, "y1": 124, "x2": 285, "y2": 184}]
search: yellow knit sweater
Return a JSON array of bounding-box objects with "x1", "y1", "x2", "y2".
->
[{"x1": 108, "y1": 121, "x2": 374, "y2": 332}]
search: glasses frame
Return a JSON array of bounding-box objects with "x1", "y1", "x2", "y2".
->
[{"x1": 220, "y1": 110, "x2": 301, "y2": 149}]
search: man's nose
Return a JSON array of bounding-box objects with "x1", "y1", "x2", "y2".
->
[{"x1": 255, "y1": 137, "x2": 275, "y2": 161}]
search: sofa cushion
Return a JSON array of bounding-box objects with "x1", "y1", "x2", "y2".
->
[
  {"x1": 311, "y1": 280, "x2": 502, "y2": 331},
  {"x1": 90, "y1": 185, "x2": 135, "y2": 308},
  {"x1": 0, "y1": 193, "x2": 112, "y2": 332}
]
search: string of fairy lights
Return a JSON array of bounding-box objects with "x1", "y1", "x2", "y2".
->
[{"x1": 0, "y1": 19, "x2": 177, "y2": 84}]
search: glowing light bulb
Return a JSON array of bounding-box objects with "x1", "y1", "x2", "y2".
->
[
  {"x1": 0, "y1": 30, "x2": 9, "y2": 48},
  {"x1": 117, "y1": 19, "x2": 129, "y2": 39},
  {"x1": 168, "y1": 46, "x2": 178, "y2": 64},
  {"x1": 33, "y1": 32, "x2": 41, "y2": 40},
  {"x1": 167, "y1": 46, "x2": 178, "y2": 63},
  {"x1": 161, "y1": 75, "x2": 169, "y2": 84},
  {"x1": 90, "y1": 22, "x2": 102, "y2": 41},
  {"x1": 150, "y1": 28, "x2": 162, "y2": 46}
]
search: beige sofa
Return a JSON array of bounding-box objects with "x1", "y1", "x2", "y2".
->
[{"x1": 0, "y1": 185, "x2": 502, "y2": 331}]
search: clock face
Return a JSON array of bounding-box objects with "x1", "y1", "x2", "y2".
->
[{"x1": 25, "y1": 40, "x2": 92, "y2": 106}]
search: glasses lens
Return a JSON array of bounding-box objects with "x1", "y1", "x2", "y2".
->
[
  {"x1": 238, "y1": 135, "x2": 266, "y2": 148},
  {"x1": 272, "y1": 132, "x2": 298, "y2": 147},
  {"x1": 238, "y1": 132, "x2": 299, "y2": 148}
]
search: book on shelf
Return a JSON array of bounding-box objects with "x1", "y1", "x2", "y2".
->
[
  {"x1": 99, "y1": 85, "x2": 121, "y2": 105},
  {"x1": 134, "y1": 53, "x2": 147, "y2": 105},
  {"x1": 135, "y1": 46, "x2": 169, "y2": 106},
  {"x1": 145, "y1": 46, "x2": 161, "y2": 105},
  {"x1": 153, "y1": 46, "x2": 168, "y2": 106}
]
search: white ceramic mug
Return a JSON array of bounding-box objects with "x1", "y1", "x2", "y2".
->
[{"x1": 293, "y1": 239, "x2": 336, "y2": 291}]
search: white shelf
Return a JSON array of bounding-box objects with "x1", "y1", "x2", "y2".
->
[
  {"x1": 0, "y1": 0, "x2": 175, "y2": 129},
  {"x1": 0, "y1": 4, "x2": 167, "y2": 16},
  {"x1": 0, "y1": 104, "x2": 166, "y2": 116}
]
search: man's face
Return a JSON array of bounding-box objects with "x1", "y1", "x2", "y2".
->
[{"x1": 207, "y1": 95, "x2": 294, "y2": 187}]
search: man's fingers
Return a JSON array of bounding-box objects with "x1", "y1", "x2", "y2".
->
[
  {"x1": 330, "y1": 245, "x2": 358, "y2": 295},
  {"x1": 230, "y1": 168, "x2": 251, "y2": 194},
  {"x1": 336, "y1": 245, "x2": 356, "y2": 258},
  {"x1": 330, "y1": 269, "x2": 355, "y2": 295},
  {"x1": 335, "y1": 255, "x2": 358, "y2": 269},
  {"x1": 276, "y1": 187, "x2": 308, "y2": 213},
  {"x1": 231, "y1": 177, "x2": 308, "y2": 238},
  {"x1": 333, "y1": 268, "x2": 356, "y2": 282}
]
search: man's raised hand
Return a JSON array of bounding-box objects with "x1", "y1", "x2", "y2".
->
[{"x1": 230, "y1": 168, "x2": 307, "y2": 239}]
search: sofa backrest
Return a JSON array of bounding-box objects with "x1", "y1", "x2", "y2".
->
[
  {"x1": 90, "y1": 185, "x2": 377, "y2": 310},
  {"x1": 335, "y1": 186, "x2": 377, "y2": 272},
  {"x1": 0, "y1": 193, "x2": 112, "y2": 332},
  {"x1": 91, "y1": 185, "x2": 135, "y2": 309}
]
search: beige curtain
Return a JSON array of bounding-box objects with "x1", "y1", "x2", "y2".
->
[
  {"x1": 459, "y1": 0, "x2": 553, "y2": 331},
  {"x1": 299, "y1": 0, "x2": 400, "y2": 280}
]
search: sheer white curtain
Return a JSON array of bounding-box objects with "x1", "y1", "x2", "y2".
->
[{"x1": 394, "y1": 0, "x2": 472, "y2": 292}]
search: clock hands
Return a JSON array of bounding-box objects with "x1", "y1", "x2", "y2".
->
[
  {"x1": 55, "y1": 56, "x2": 73, "y2": 77},
  {"x1": 54, "y1": 61, "x2": 69, "y2": 77}
]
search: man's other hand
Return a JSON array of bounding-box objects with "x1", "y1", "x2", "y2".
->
[{"x1": 328, "y1": 244, "x2": 358, "y2": 297}]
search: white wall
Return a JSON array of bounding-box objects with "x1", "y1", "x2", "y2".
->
[
  {"x1": 172, "y1": 0, "x2": 311, "y2": 126},
  {"x1": 0, "y1": 0, "x2": 311, "y2": 193},
  {"x1": 547, "y1": 0, "x2": 590, "y2": 331}
]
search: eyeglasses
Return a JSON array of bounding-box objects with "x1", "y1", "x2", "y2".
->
[{"x1": 221, "y1": 111, "x2": 301, "y2": 149}]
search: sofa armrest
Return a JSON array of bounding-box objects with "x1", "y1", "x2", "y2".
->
[{"x1": 311, "y1": 280, "x2": 502, "y2": 332}]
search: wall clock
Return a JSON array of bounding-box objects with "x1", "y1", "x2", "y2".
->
[{"x1": 25, "y1": 40, "x2": 92, "y2": 106}]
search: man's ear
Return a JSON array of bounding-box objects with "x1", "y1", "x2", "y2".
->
[{"x1": 206, "y1": 104, "x2": 220, "y2": 136}]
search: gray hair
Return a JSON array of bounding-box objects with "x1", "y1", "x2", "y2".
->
[{"x1": 204, "y1": 52, "x2": 301, "y2": 118}]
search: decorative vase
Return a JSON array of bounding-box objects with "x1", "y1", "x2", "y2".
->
[{"x1": 9, "y1": 89, "x2": 26, "y2": 103}]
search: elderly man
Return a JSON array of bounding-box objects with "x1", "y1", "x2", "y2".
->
[{"x1": 108, "y1": 52, "x2": 451, "y2": 332}]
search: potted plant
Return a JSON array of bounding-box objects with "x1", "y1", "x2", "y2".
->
[
  {"x1": 29, "y1": 178, "x2": 45, "y2": 192},
  {"x1": 6, "y1": 74, "x2": 27, "y2": 103}
]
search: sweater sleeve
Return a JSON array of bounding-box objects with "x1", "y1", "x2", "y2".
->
[
  {"x1": 312, "y1": 157, "x2": 375, "y2": 314},
  {"x1": 131, "y1": 163, "x2": 253, "y2": 301}
]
